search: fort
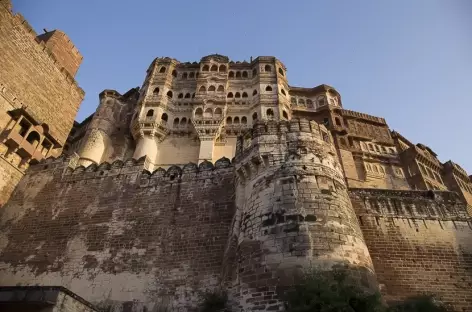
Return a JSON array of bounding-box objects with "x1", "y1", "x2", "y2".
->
[{"x1": 0, "y1": 0, "x2": 471, "y2": 311}]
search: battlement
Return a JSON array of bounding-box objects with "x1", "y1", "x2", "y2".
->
[
  {"x1": 28, "y1": 153, "x2": 233, "y2": 186},
  {"x1": 349, "y1": 188, "x2": 471, "y2": 221},
  {"x1": 340, "y1": 109, "x2": 387, "y2": 125},
  {"x1": 4, "y1": 12, "x2": 83, "y2": 91}
]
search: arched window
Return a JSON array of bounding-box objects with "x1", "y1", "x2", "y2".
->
[
  {"x1": 185, "y1": 93, "x2": 191, "y2": 98},
  {"x1": 153, "y1": 87, "x2": 160, "y2": 95},
  {"x1": 281, "y1": 89, "x2": 286, "y2": 96},
  {"x1": 195, "y1": 108, "x2": 203, "y2": 118},
  {"x1": 235, "y1": 71, "x2": 241, "y2": 78},
  {"x1": 210, "y1": 65, "x2": 218, "y2": 72},
  {"x1": 204, "y1": 108, "x2": 213, "y2": 118},
  {"x1": 252, "y1": 112, "x2": 258, "y2": 120},
  {"x1": 373, "y1": 165, "x2": 379, "y2": 173},
  {"x1": 178, "y1": 93, "x2": 184, "y2": 99},
  {"x1": 235, "y1": 92, "x2": 241, "y2": 98},
  {"x1": 264, "y1": 65, "x2": 271, "y2": 72},
  {"x1": 253, "y1": 89, "x2": 258, "y2": 96},
  {"x1": 318, "y1": 97, "x2": 326, "y2": 106},
  {"x1": 242, "y1": 92, "x2": 248, "y2": 98},
  {"x1": 167, "y1": 91, "x2": 173, "y2": 98},
  {"x1": 189, "y1": 72, "x2": 194, "y2": 78},
  {"x1": 227, "y1": 92, "x2": 234, "y2": 98},
  {"x1": 173, "y1": 118, "x2": 179, "y2": 126},
  {"x1": 219, "y1": 65, "x2": 227, "y2": 72},
  {"x1": 299, "y1": 99, "x2": 305, "y2": 105},
  {"x1": 291, "y1": 97, "x2": 297, "y2": 105},
  {"x1": 202, "y1": 65, "x2": 209, "y2": 71},
  {"x1": 242, "y1": 71, "x2": 248, "y2": 78},
  {"x1": 208, "y1": 85, "x2": 216, "y2": 92},
  {"x1": 335, "y1": 117, "x2": 342, "y2": 126},
  {"x1": 282, "y1": 110, "x2": 288, "y2": 120},
  {"x1": 199, "y1": 86, "x2": 206, "y2": 92},
  {"x1": 161, "y1": 113, "x2": 168, "y2": 122},
  {"x1": 234, "y1": 116, "x2": 240, "y2": 124},
  {"x1": 278, "y1": 68, "x2": 284, "y2": 76},
  {"x1": 252, "y1": 68, "x2": 257, "y2": 77},
  {"x1": 180, "y1": 117, "x2": 187, "y2": 125},
  {"x1": 229, "y1": 71, "x2": 234, "y2": 78},
  {"x1": 26, "y1": 131, "x2": 40, "y2": 145},
  {"x1": 266, "y1": 109, "x2": 274, "y2": 118},
  {"x1": 265, "y1": 85, "x2": 272, "y2": 92},
  {"x1": 172, "y1": 70, "x2": 177, "y2": 77},
  {"x1": 241, "y1": 116, "x2": 247, "y2": 124},
  {"x1": 226, "y1": 116, "x2": 232, "y2": 124},
  {"x1": 146, "y1": 109, "x2": 154, "y2": 117},
  {"x1": 306, "y1": 99, "x2": 313, "y2": 108},
  {"x1": 182, "y1": 72, "x2": 188, "y2": 79},
  {"x1": 159, "y1": 67, "x2": 166, "y2": 73},
  {"x1": 214, "y1": 107, "x2": 222, "y2": 117},
  {"x1": 217, "y1": 85, "x2": 224, "y2": 92}
]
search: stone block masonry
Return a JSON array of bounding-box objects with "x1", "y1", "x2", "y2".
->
[
  {"x1": 350, "y1": 188, "x2": 472, "y2": 311},
  {"x1": 0, "y1": 154, "x2": 235, "y2": 311}
]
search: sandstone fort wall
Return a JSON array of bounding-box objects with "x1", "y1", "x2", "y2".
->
[
  {"x1": 0, "y1": 155, "x2": 235, "y2": 311},
  {"x1": 350, "y1": 188, "x2": 472, "y2": 311},
  {"x1": 0, "y1": 0, "x2": 84, "y2": 205}
]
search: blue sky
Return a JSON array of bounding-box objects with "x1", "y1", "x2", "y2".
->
[{"x1": 13, "y1": 0, "x2": 472, "y2": 172}]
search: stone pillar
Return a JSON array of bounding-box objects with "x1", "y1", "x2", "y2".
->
[
  {"x1": 228, "y1": 119, "x2": 377, "y2": 311},
  {"x1": 133, "y1": 135, "x2": 158, "y2": 164},
  {"x1": 198, "y1": 140, "x2": 214, "y2": 164},
  {"x1": 77, "y1": 128, "x2": 110, "y2": 167}
]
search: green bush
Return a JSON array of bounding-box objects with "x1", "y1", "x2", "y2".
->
[
  {"x1": 283, "y1": 269, "x2": 384, "y2": 312},
  {"x1": 283, "y1": 269, "x2": 450, "y2": 312},
  {"x1": 199, "y1": 290, "x2": 228, "y2": 312}
]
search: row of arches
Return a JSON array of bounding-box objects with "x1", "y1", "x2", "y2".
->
[
  {"x1": 201, "y1": 64, "x2": 227, "y2": 72},
  {"x1": 199, "y1": 85, "x2": 225, "y2": 93},
  {"x1": 226, "y1": 116, "x2": 248, "y2": 125},
  {"x1": 173, "y1": 117, "x2": 192, "y2": 127},
  {"x1": 360, "y1": 142, "x2": 396, "y2": 154},
  {"x1": 156, "y1": 64, "x2": 285, "y2": 79},
  {"x1": 145, "y1": 110, "x2": 168, "y2": 123},
  {"x1": 151, "y1": 85, "x2": 274, "y2": 100},
  {"x1": 194, "y1": 107, "x2": 224, "y2": 118}
]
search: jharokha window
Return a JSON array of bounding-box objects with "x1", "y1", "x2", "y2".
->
[{"x1": 3, "y1": 108, "x2": 57, "y2": 166}]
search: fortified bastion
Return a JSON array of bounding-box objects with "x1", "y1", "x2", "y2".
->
[{"x1": 0, "y1": 2, "x2": 471, "y2": 309}]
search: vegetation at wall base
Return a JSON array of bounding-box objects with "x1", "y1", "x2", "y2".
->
[
  {"x1": 283, "y1": 269, "x2": 451, "y2": 312},
  {"x1": 199, "y1": 290, "x2": 228, "y2": 312}
]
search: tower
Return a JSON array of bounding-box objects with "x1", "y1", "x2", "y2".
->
[
  {"x1": 36, "y1": 29, "x2": 83, "y2": 77},
  {"x1": 131, "y1": 57, "x2": 179, "y2": 167},
  {"x1": 228, "y1": 119, "x2": 377, "y2": 310}
]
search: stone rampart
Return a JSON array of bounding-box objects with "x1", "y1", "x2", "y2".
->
[
  {"x1": 0, "y1": 154, "x2": 235, "y2": 311},
  {"x1": 350, "y1": 188, "x2": 472, "y2": 311}
]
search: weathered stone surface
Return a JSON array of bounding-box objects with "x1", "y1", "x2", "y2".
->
[{"x1": 0, "y1": 157, "x2": 235, "y2": 311}]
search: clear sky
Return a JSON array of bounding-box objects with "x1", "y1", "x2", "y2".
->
[{"x1": 12, "y1": 0, "x2": 472, "y2": 172}]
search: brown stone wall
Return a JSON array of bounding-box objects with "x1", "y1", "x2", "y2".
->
[
  {"x1": 0, "y1": 156, "x2": 235, "y2": 311},
  {"x1": 0, "y1": 156, "x2": 23, "y2": 206},
  {"x1": 0, "y1": 4, "x2": 84, "y2": 145},
  {"x1": 226, "y1": 120, "x2": 377, "y2": 311},
  {"x1": 36, "y1": 30, "x2": 83, "y2": 77},
  {"x1": 350, "y1": 188, "x2": 472, "y2": 311}
]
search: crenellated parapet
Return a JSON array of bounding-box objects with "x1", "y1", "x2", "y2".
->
[{"x1": 349, "y1": 188, "x2": 471, "y2": 221}]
